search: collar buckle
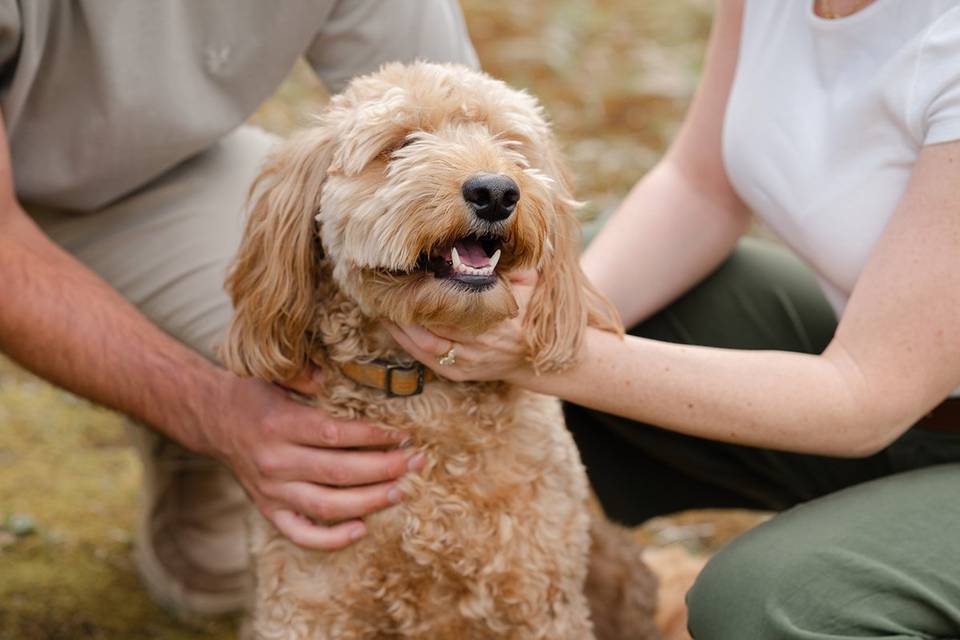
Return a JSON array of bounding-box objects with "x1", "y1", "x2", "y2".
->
[{"x1": 383, "y1": 361, "x2": 426, "y2": 398}]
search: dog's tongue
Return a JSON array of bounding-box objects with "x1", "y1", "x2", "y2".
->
[{"x1": 453, "y1": 238, "x2": 490, "y2": 267}]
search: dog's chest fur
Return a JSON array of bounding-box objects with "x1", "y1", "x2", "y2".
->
[{"x1": 248, "y1": 285, "x2": 594, "y2": 639}]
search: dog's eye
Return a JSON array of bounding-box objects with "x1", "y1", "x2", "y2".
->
[{"x1": 379, "y1": 138, "x2": 416, "y2": 161}]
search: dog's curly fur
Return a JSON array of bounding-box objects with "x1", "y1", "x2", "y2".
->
[{"x1": 223, "y1": 62, "x2": 659, "y2": 640}]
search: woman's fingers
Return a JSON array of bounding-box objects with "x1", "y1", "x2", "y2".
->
[
  {"x1": 382, "y1": 313, "x2": 532, "y2": 383},
  {"x1": 508, "y1": 268, "x2": 538, "y2": 286},
  {"x1": 383, "y1": 321, "x2": 437, "y2": 363},
  {"x1": 269, "y1": 509, "x2": 367, "y2": 551},
  {"x1": 384, "y1": 323, "x2": 467, "y2": 379},
  {"x1": 419, "y1": 324, "x2": 477, "y2": 344},
  {"x1": 383, "y1": 321, "x2": 452, "y2": 358},
  {"x1": 405, "y1": 323, "x2": 454, "y2": 356}
]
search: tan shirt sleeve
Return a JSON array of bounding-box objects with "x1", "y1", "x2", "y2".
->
[
  {"x1": 305, "y1": 0, "x2": 479, "y2": 94},
  {"x1": 0, "y1": 0, "x2": 19, "y2": 70}
]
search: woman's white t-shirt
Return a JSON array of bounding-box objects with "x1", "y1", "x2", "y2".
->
[{"x1": 723, "y1": 0, "x2": 960, "y2": 315}]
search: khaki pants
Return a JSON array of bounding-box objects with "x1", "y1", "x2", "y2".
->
[{"x1": 29, "y1": 126, "x2": 279, "y2": 617}]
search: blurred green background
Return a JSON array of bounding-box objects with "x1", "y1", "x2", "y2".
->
[{"x1": 0, "y1": 2, "x2": 751, "y2": 638}]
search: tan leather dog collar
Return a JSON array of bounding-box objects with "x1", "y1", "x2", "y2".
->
[{"x1": 341, "y1": 360, "x2": 435, "y2": 397}]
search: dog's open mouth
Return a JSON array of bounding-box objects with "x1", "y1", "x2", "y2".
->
[{"x1": 421, "y1": 234, "x2": 503, "y2": 291}]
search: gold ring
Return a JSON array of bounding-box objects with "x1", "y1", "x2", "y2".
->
[{"x1": 437, "y1": 345, "x2": 456, "y2": 366}]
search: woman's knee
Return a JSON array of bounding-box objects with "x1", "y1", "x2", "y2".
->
[
  {"x1": 685, "y1": 528, "x2": 787, "y2": 639},
  {"x1": 686, "y1": 512, "x2": 842, "y2": 640},
  {"x1": 690, "y1": 468, "x2": 960, "y2": 639}
]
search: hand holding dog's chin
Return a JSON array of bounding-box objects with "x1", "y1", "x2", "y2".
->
[
  {"x1": 198, "y1": 368, "x2": 424, "y2": 551},
  {"x1": 383, "y1": 271, "x2": 539, "y2": 385},
  {"x1": 386, "y1": 319, "x2": 534, "y2": 384}
]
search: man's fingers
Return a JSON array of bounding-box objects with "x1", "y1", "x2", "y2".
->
[
  {"x1": 270, "y1": 509, "x2": 367, "y2": 551},
  {"x1": 267, "y1": 404, "x2": 407, "y2": 448},
  {"x1": 281, "y1": 481, "x2": 401, "y2": 524},
  {"x1": 262, "y1": 445, "x2": 425, "y2": 486},
  {"x1": 278, "y1": 366, "x2": 324, "y2": 396},
  {"x1": 271, "y1": 369, "x2": 408, "y2": 447},
  {"x1": 289, "y1": 415, "x2": 407, "y2": 449}
]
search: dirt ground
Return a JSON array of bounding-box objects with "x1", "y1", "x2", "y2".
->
[{"x1": 0, "y1": 2, "x2": 769, "y2": 638}]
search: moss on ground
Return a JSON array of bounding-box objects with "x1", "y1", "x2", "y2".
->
[{"x1": 0, "y1": 359, "x2": 236, "y2": 639}]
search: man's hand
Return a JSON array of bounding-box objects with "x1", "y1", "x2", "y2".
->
[
  {"x1": 1, "y1": 113, "x2": 423, "y2": 552},
  {"x1": 204, "y1": 368, "x2": 425, "y2": 551}
]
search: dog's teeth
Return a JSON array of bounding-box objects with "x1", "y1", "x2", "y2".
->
[
  {"x1": 490, "y1": 249, "x2": 501, "y2": 270},
  {"x1": 451, "y1": 246, "x2": 462, "y2": 270}
]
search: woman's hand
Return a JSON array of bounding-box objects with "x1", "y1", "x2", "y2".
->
[{"x1": 384, "y1": 270, "x2": 538, "y2": 384}]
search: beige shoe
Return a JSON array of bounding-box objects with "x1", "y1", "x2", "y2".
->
[{"x1": 129, "y1": 425, "x2": 253, "y2": 620}]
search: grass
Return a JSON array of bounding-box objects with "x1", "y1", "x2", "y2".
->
[
  {"x1": 0, "y1": 2, "x2": 764, "y2": 638},
  {"x1": 0, "y1": 362, "x2": 235, "y2": 639}
]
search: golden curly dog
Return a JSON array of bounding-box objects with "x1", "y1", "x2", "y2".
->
[{"x1": 223, "y1": 61, "x2": 659, "y2": 640}]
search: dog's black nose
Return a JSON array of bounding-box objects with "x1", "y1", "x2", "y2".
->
[{"x1": 462, "y1": 174, "x2": 520, "y2": 222}]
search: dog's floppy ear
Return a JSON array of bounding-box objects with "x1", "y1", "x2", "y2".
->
[
  {"x1": 221, "y1": 128, "x2": 333, "y2": 381},
  {"x1": 522, "y1": 142, "x2": 623, "y2": 373}
]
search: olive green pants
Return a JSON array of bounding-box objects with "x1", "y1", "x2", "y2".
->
[{"x1": 564, "y1": 238, "x2": 960, "y2": 639}]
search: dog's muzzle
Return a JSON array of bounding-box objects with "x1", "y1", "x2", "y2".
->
[{"x1": 422, "y1": 233, "x2": 504, "y2": 291}]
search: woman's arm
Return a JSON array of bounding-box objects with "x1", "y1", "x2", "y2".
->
[
  {"x1": 393, "y1": 140, "x2": 960, "y2": 458},
  {"x1": 387, "y1": 0, "x2": 960, "y2": 457},
  {"x1": 584, "y1": 0, "x2": 750, "y2": 327},
  {"x1": 524, "y1": 141, "x2": 960, "y2": 457}
]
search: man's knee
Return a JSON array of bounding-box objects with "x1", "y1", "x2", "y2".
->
[{"x1": 130, "y1": 426, "x2": 252, "y2": 618}]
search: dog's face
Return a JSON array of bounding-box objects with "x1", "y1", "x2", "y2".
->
[{"x1": 224, "y1": 63, "x2": 620, "y2": 382}]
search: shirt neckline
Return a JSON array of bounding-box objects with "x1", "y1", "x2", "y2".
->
[{"x1": 807, "y1": 0, "x2": 888, "y2": 29}]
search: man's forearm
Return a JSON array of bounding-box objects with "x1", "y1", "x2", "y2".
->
[{"x1": 0, "y1": 207, "x2": 224, "y2": 454}]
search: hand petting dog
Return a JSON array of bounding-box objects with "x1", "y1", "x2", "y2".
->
[
  {"x1": 384, "y1": 269, "x2": 538, "y2": 384},
  {"x1": 209, "y1": 370, "x2": 424, "y2": 551}
]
